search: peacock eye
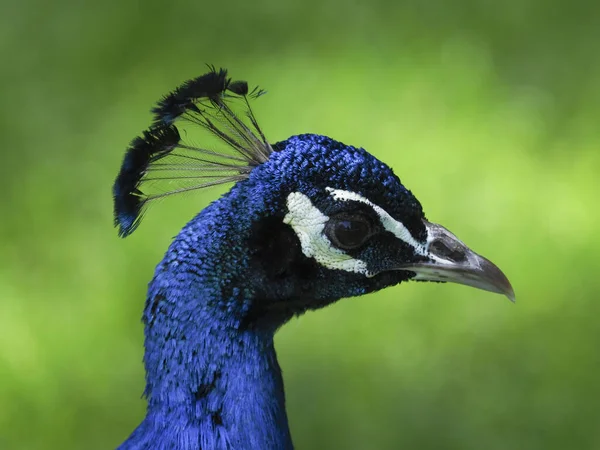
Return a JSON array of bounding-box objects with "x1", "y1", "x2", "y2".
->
[{"x1": 326, "y1": 215, "x2": 373, "y2": 250}]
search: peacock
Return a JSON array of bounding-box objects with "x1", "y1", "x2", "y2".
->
[{"x1": 113, "y1": 67, "x2": 514, "y2": 449}]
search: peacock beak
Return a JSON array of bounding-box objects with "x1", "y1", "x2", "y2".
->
[{"x1": 400, "y1": 221, "x2": 515, "y2": 302}]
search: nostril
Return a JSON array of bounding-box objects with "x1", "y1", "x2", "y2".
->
[{"x1": 430, "y1": 239, "x2": 467, "y2": 262}]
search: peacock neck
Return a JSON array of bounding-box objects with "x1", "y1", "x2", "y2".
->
[
  {"x1": 119, "y1": 191, "x2": 294, "y2": 450},
  {"x1": 134, "y1": 319, "x2": 292, "y2": 449}
]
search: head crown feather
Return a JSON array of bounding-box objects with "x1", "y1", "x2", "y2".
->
[{"x1": 113, "y1": 66, "x2": 272, "y2": 237}]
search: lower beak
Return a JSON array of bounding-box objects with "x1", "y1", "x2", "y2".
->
[{"x1": 401, "y1": 221, "x2": 515, "y2": 302}]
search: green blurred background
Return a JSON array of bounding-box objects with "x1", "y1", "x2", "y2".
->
[{"x1": 1, "y1": 0, "x2": 599, "y2": 448}]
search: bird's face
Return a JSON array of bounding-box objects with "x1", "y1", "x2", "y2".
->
[
  {"x1": 113, "y1": 67, "x2": 513, "y2": 330},
  {"x1": 247, "y1": 134, "x2": 513, "y2": 314}
]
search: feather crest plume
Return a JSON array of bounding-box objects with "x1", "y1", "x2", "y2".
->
[{"x1": 113, "y1": 66, "x2": 272, "y2": 237}]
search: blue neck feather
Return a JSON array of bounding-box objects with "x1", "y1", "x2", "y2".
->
[{"x1": 119, "y1": 178, "x2": 295, "y2": 449}]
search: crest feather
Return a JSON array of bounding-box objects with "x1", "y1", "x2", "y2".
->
[{"x1": 113, "y1": 66, "x2": 272, "y2": 237}]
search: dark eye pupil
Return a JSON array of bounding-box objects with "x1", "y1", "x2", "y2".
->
[{"x1": 332, "y1": 219, "x2": 370, "y2": 249}]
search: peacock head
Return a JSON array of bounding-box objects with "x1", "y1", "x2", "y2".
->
[{"x1": 113, "y1": 67, "x2": 514, "y2": 324}]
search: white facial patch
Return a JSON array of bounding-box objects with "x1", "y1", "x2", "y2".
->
[
  {"x1": 326, "y1": 188, "x2": 428, "y2": 256},
  {"x1": 283, "y1": 192, "x2": 370, "y2": 275}
]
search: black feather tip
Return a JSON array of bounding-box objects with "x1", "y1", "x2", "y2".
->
[
  {"x1": 151, "y1": 66, "x2": 266, "y2": 126},
  {"x1": 227, "y1": 80, "x2": 249, "y2": 96},
  {"x1": 113, "y1": 125, "x2": 181, "y2": 237},
  {"x1": 151, "y1": 66, "x2": 230, "y2": 125}
]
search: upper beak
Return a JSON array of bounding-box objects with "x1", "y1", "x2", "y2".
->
[{"x1": 401, "y1": 221, "x2": 515, "y2": 302}]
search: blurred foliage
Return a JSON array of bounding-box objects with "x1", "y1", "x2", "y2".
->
[{"x1": 1, "y1": 0, "x2": 599, "y2": 449}]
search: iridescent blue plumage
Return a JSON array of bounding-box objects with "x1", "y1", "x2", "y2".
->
[{"x1": 114, "y1": 68, "x2": 514, "y2": 449}]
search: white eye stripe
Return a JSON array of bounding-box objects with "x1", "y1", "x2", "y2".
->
[
  {"x1": 283, "y1": 192, "x2": 370, "y2": 275},
  {"x1": 326, "y1": 188, "x2": 428, "y2": 256},
  {"x1": 283, "y1": 188, "x2": 430, "y2": 277}
]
